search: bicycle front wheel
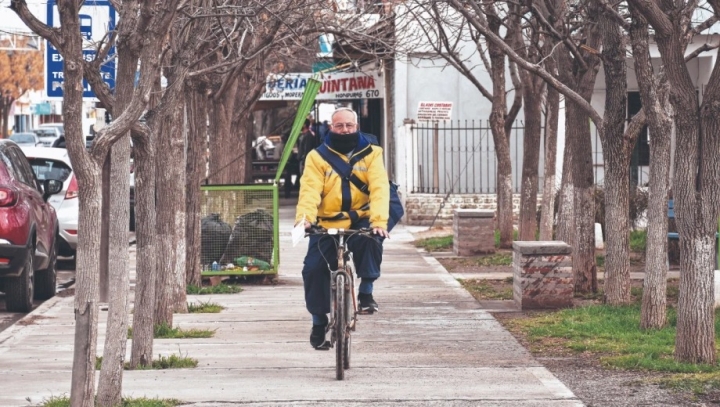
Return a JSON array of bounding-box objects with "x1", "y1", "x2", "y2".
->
[
  {"x1": 344, "y1": 267, "x2": 354, "y2": 369},
  {"x1": 335, "y1": 273, "x2": 346, "y2": 380}
]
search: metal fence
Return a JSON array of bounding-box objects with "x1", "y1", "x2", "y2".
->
[
  {"x1": 410, "y1": 120, "x2": 543, "y2": 194},
  {"x1": 409, "y1": 120, "x2": 646, "y2": 195}
]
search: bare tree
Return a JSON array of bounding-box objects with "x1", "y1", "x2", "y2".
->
[
  {"x1": 539, "y1": 63, "x2": 559, "y2": 241},
  {"x1": 10, "y1": 2, "x2": 178, "y2": 404},
  {"x1": 595, "y1": 0, "x2": 632, "y2": 304},
  {"x1": 400, "y1": 2, "x2": 521, "y2": 248},
  {"x1": 627, "y1": 5, "x2": 673, "y2": 329},
  {"x1": 512, "y1": 6, "x2": 545, "y2": 241},
  {"x1": 433, "y1": 0, "x2": 654, "y2": 297},
  {"x1": 627, "y1": 0, "x2": 720, "y2": 363}
]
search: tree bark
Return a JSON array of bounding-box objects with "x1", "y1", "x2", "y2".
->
[
  {"x1": 626, "y1": 0, "x2": 720, "y2": 365},
  {"x1": 518, "y1": 86, "x2": 543, "y2": 241},
  {"x1": 208, "y1": 79, "x2": 240, "y2": 184},
  {"x1": 628, "y1": 6, "x2": 673, "y2": 329},
  {"x1": 540, "y1": 85, "x2": 559, "y2": 240},
  {"x1": 567, "y1": 100, "x2": 598, "y2": 293},
  {"x1": 154, "y1": 97, "x2": 188, "y2": 325},
  {"x1": 486, "y1": 6, "x2": 515, "y2": 249},
  {"x1": 96, "y1": 18, "x2": 137, "y2": 404},
  {"x1": 129, "y1": 118, "x2": 157, "y2": 367},
  {"x1": 185, "y1": 88, "x2": 207, "y2": 287},
  {"x1": 43, "y1": 5, "x2": 102, "y2": 406},
  {"x1": 555, "y1": 113, "x2": 574, "y2": 246},
  {"x1": 598, "y1": 5, "x2": 632, "y2": 305}
]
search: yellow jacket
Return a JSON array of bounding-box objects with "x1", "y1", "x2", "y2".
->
[{"x1": 295, "y1": 140, "x2": 390, "y2": 230}]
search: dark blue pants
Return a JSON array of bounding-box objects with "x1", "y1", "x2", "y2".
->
[{"x1": 302, "y1": 219, "x2": 384, "y2": 316}]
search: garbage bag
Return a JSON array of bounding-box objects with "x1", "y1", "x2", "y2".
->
[
  {"x1": 221, "y1": 209, "x2": 274, "y2": 264},
  {"x1": 201, "y1": 213, "x2": 232, "y2": 265}
]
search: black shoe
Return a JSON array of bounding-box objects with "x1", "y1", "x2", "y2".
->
[
  {"x1": 358, "y1": 293, "x2": 378, "y2": 314},
  {"x1": 310, "y1": 324, "x2": 327, "y2": 348}
]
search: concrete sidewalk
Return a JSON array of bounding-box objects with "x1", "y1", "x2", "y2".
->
[{"x1": 0, "y1": 205, "x2": 582, "y2": 406}]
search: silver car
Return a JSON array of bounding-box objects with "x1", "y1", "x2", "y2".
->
[{"x1": 9, "y1": 132, "x2": 43, "y2": 147}]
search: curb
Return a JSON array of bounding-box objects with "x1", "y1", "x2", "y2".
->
[{"x1": 0, "y1": 294, "x2": 71, "y2": 346}]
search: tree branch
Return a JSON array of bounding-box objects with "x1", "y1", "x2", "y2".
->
[
  {"x1": 445, "y1": 0, "x2": 603, "y2": 128},
  {"x1": 9, "y1": 0, "x2": 62, "y2": 49},
  {"x1": 625, "y1": 0, "x2": 674, "y2": 37}
]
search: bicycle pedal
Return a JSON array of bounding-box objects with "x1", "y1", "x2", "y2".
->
[
  {"x1": 358, "y1": 309, "x2": 376, "y2": 315},
  {"x1": 314, "y1": 341, "x2": 332, "y2": 351}
]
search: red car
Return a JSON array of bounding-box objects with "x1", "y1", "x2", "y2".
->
[{"x1": 0, "y1": 140, "x2": 62, "y2": 312}]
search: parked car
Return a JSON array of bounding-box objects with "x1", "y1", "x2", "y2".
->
[
  {"x1": 47, "y1": 135, "x2": 93, "y2": 149},
  {"x1": 20, "y1": 147, "x2": 136, "y2": 256},
  {"x1": 0, "y1": 141, "x2": 62, "y2": 312},
  {"x1": 20, "y1": 147, "x2": 77, "y2": 257},
  {"x1": 9, "y1": 133, "x2": 42, "y2": 147},
  {"x1": 37, "y1": 123, "x2": 65, "y2": 136},
  {"x1": 31, "y1": 128, "x2": 61, "y2": 147}
]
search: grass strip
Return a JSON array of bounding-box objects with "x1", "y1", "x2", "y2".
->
[
  {"x1": 414, "y1": 235, "x2": 453, "y2": 252},
  {"x1": 127, "y1": 323, "x2": 215, "y2": 339},
  {"x1": 505, "y1": 304, "x2": 720, "y2": 394},
  {"x1": 187, "y1": 284, "x2": 243, "y2": 294},
  {"x1": 187, "y1": 301, "x2": 224, "y2": 313},
  {"x1": 43, "y1": 396, "x2": 182, "y2": 407},
  {"x1": 95, "y1": 354, "x2": 199, "y2": 370},
  {"x1": 459, "y1": 279, "x2": 513, "y2": 300}
]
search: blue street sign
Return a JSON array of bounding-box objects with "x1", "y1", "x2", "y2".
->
[{"x1": 45, "y1": 1, "x2": 116, "y2": 100}]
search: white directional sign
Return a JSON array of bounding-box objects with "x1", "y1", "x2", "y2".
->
[{"x1": 45, "y1": 0, "x2": 116, "y2": 100}]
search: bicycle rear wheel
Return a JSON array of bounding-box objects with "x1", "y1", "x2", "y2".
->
[
  {"x1": 343, "y1": 267, "x2": 354, "y2": 369},
  {"x1": 335, "y1": 273, "x2": 346, "y2": 380}
]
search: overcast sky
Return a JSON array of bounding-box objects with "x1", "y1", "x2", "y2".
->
[{"x1": 0, "y1": 0, "x2": 48, "y2": 32}]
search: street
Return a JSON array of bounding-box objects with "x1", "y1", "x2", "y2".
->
[{"x1": 0, "y1": 257, "x2": 76, "y2": 333}]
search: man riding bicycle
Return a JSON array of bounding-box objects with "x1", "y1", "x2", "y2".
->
[{"x1": 295, "y1": 107, "x2": 390, "y2": 349}]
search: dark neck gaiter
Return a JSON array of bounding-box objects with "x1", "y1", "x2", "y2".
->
[{"x1": 328, "y1": 131, "x2": 359, "y2": 154}]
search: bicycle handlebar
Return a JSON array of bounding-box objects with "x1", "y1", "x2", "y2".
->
[{"x1": 305, "y1": 226, "x2": 374, "y2": 237}]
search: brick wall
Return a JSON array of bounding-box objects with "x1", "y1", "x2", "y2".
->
[
  {"x1": 512, "y1": 241, "x2": 573, "y2": 310},
  {"x1": 404, "y1": 193, "x2": 524, "y2": 226}
]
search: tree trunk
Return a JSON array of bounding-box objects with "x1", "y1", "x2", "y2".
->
[
  {"x1": 518, "y1": 89, "x2": 542, "y2": 241},
  {"x1": 641, "y1": 112, "x2": 672, "y2": 328},
  {"x1": 568, "y1": 101, "x2": 598, "y2": 293},
  {"x1": 628, "y1": 6, "x2": 673, "y2": 329},
  {"x1": 674, "y1": 104, "x2": 715, "y2": 363},
  {"x1": 555, "y1": 114, "x2": 574, "y2": 246},
  {"x1": 185, "y1": 88, "x2": 207, "y2": 287},
  {"x1": 154, "y1": 96, "x2": 188, "y2": 325},
  {"x1": 96, "y1": 31, "x2": 136, "y2": 406},
  {"x1": 486, "y1": 20, "x2": 514, "y2": 249},
  {"x1": 51, "y1": 6, "x2": 101, "y2": 406},
  {"x1": 539, "y1": 85, "x2": 559, "y2": 240},
  {"x1": 1, "y1": 102, "x2": 9, "y2": 138},
  {"x1": 129, "y1": 122, "x2": 157, "y2": 366},
  {"x1": 599, "y1": 8, "x2": 631, "y2": 305},
  {"x1": 208, "y1": 79, "x2": 241, "y2": 185}
]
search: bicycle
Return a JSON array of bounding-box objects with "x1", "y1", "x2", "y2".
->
[{"x1": 305, "y1": 226, "x2": 374, "y2": 380}]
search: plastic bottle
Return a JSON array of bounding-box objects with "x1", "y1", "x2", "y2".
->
[{"x1": 211, "y1": 261, "x2": 219, "y2": 271}]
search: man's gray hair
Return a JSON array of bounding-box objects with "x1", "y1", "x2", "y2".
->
[{"x1": 331, "y1": 107, "x2": 358, "y2": 123}]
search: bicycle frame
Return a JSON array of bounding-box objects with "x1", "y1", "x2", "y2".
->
[
  {"x1": 328, "y1": 235, "x2": 358, "y2": 336},
  {"x1": 305, "y1": 226, "x2": 371, "y2": 379}
]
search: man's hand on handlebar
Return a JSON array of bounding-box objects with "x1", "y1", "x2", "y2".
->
[{"x1": 373, "y1": 227, "x2": 390, "y2": 239}]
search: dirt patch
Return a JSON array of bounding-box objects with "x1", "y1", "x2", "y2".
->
[
  {"x1": 410, "y1": 226, "x2": 453, "y2": 240},
  {"x1": 17, "y1": 315, "x2": 51, "y2": 326},
  {"x1": 56, "y1": 287, "x2": 75, "y2": 297}
]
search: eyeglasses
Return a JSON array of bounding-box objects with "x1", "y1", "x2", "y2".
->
[{"x1": 332, "y1": 123, "x2": 357, "y2": 130}]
